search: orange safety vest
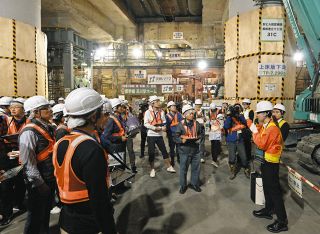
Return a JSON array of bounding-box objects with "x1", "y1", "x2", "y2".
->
[
  {"x1": 228, "y1": 117, "x2": 246, "y2": 134},
  {"x1": 23, "y1": 123, "x2": 55, "y2": 162},
  {"x1": 149, "y1": 110, "x2": 163, "y2": 126},
  {"x1": 166, "y1": 112, "x2": 179, "y2": 127},
  {"x1": 110, "y1": 115, "x2": 125, "y2": 137},
  {"x1": 53, "y1": 132, "x2": 110, "y2": 204},
  {"x1": 181, "y1": 120, "x2": 197, "y2": 139},
  {"x1": 6, "y1": 117, "x2": 30, "y2": 135},
  {"x1": 209, "y1": 110, "x2": 218, "y2": 121}
]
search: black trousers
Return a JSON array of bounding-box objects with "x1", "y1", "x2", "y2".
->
[
  {"x1": 140, "y1": 128, "x2": 147, "y2": 158},
  {"x1": 242, "y1": 129, "x2": 252, "y2": 161},
  {"x1": 147, "y1": 136, "x2": 169, "y2": 163},
  {"x1": 210, "y1": 140, "x2": 221, "y2": 162},
  {"x1": 167, "y1": 133, "x2": 179, "y2": 166},
  {"x1": 0, "y1": 170, "x2": 26, "y2": 218},
  {"x1": 261, "y1": 162, "x2": 287, "y2": 223},
  {"x1": 24, "y1": 182, "x2": 55, "y2": 234}
]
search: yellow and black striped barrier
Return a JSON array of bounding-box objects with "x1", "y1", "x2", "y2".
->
[
  {"x1": 12, "y1": 19, "x2": 18, "y2": 97},
  {"x1": 257, "y1": 6, "x2": 263, "y2": 100},
  {"x1": 281, "y1": 11, "x2": 287, "y2": 100},
  {"x1": 224, "y1": 97, "x2": 295, "y2": 101},
  {"x1": 236, "y1": 13, "x2": 240, "y2": 98},
  {"x1": 224, "y1": 52, "x2": 290, "y2": 63},
  {"x1": 34, "y1": 27, "x2": 38, "y2": 95}
]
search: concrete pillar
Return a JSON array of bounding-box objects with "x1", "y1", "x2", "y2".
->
[
  {"x1": 63, "y1": 42, "x2": 74, "y2": 95},
  {"x1": 229, "y1": 0, "x2": 255, "y2": 19},
  {"x1": 0, "y1": 0, "x2": 41, "y2": 28}
]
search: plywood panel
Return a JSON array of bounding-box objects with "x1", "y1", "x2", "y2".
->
[
  {"x1": 0, "y1": 17, "x2": 13, "y2": 58},
  {"x1": 37, "y1": 65, "x2": 46, "y2": 96},
  {"x1": 36, "y1": 30, "x2": 47, "y2": 66},
  {"x1": 0, "y1": 60, "x2": 14, "y2": 96},
  {"x1": 282, "y1": 100, "x2": 295, "y2": 123},
  {"x1": 284, "y1": 58, "x2": 296, "y2": 97},
  {"x1": 17, "y1": 62, "x2": 35, "y2": 96},
  {"x1": 16, "y1": 21, "x2": 35, "y2": 61},
  {"x1": 224, "y1": 60, "x2": 237, "y2": 98},
  {"x1": 238, "y1": 56, "x2": 258, "y2": 98},
  {"x1": 239, "y1": 10, "x2": 259, "y2": 56},
  {"x1": 225, "y1": 16, "x2": 237, "y2": 60}
]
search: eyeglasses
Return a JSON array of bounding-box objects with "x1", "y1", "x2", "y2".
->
[{"x1": 9, "y1": 105, "x2": 23, "y2": 110}]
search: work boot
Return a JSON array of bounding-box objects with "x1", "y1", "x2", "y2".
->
[
  {"x1": 189, "y1": 184, "x2": 202, "y2": 192},
  {"x1": 131, "y1": 165, "x2": 137, "y2": 174},
  {"x1": 266, "y1": 220, "x2": 288, "y2": 233},
  {"x1": 179, "y1": 186, "x2": 187, "y2": 194},
  {"x1": 244, "y1": 168, "x2": 251, "y2": 178},
  {"x1": 253, "y1": 208, "x2": 273, "y2": 220},
  {"x1": 229, "y1": 164, "x2": 236, "y2": 180}
]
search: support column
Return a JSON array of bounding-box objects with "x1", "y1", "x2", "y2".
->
[{"x1": 63, "y1": 42, "x2": 74, "y2": 96}]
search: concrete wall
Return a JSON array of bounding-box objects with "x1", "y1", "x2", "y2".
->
[{"x1": 229, "y1": 0, "x2": 256, "y2": 19}]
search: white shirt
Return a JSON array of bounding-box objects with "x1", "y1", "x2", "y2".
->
[{"x1": 144, "y1": 109, "x2": 166, "y2": 137}]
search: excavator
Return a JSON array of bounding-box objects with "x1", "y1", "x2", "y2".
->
[{"x1": 282, "y1": 0, "x2": 320, "y2": 174}]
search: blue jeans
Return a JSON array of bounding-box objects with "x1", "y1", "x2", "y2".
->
[
  {"x1": 227, "y1": 141, "x2": 248, "y2": 168},
  {"x1": 178, "y1": 145, "x2": 201, "y2": 187}
]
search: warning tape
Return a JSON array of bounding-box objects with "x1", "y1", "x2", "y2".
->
[
  {"x1": 257, "y1": 7, "x2": 263, "y2": 100},
  {"x1": 224, "y1": 52, "x2": 291, "y2": 63},
  {"x1": 0, "y1": 56, "x2": 47, "y2": 66},
  {"x1": 223, "y1": 97, "x2": 295, "y2": 101},
  {"x1": 34, "y1": 27, "x2": 38, "y2": 95},
  {"x1": 236, "y1": 13, "x2": 240, "y2": 98},
  {"x1": 12, "y1": 19, "x2": 18, "y2": 96},
  {"x1": 281, "y1": 10, "x2": 287, "y2": 100},
  {"x1": 280, "y1": 161, "x2": 320, "y2": 193}
]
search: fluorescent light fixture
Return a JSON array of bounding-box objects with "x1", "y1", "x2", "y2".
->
[
  {"x1": 94, "y1": 47, "x2": 107, "y2": 60},
  {"x1": 293, "y1": 51, "x2": 304, "y2": 61},
  {"x1": 156, "y1": 51, "x2": 163, "y2": 58},
  {"x1": 133, "y1": 47, "x2": 143, "y2": 59},
  {"x1": 198, "y1": 60, "x2": 208, "y2": 70}
]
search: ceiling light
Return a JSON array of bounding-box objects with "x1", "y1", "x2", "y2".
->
[
  {"x1": 94, "y1": 47, "x2": 107, "y2": 61},
  {"x1": 198, "y1": 60, "x2": 208, "y2": 70},
  {"x1": 156, "y1": 51, "x2": 163, "y2": 58},
  {"x1": 133, "y1": 47, "x2": 143, "y2": 59},
  {"x1": 293, "y1": 51, "x2": 304, "y2": 61}
]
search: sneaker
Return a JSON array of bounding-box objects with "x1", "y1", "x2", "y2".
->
[
  {"x1": 200, "y1": 158, "x2": 205, "y2": 163},
  {"x1": 150, "y1": 169, "x2": 156, "y2": 178},
  {"x1": 50, "y1": 206, "x2": 61, "y2": 214},
  {"x1": 211, "y1": 161, "x2": 219, "y2": 168},
  {"x1": 167, "y1": 166, "x2": 176, "y2": 173}
]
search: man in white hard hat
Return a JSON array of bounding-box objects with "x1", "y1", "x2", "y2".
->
[
  {"x1": 0, "y1": 97, "x2": 14, "y2": 116},
  {"x1": 251, "y1": 101, "x2": 288, "y2": 233},
  {"x1": 144, "y1": 96, "x2": 175, "y2": 177},
  {"x1": 174, "y1": 104, "x2": 204, "y2": 194},
  {"x1": 272, "y1": 104, "x2": 290, "y2": 141},
  {"x1": 194, "y1": 99, "x2": 206, "y2": 163},
  {"x1": 52, "y1": 103, "x2": 69, "y2": 141},
  {"x1": 242, "y1": 98, "x2": 254, "y2": 163},
  {"x1": 49, "y1": 100, "x2": 56, "y2": 107},
  {"x1": 52, "y1": 88, "x2": 116, "y2": 234},
  {"x1": 19, "y1": 96, "x2": 56, "y2": 234},
  {"x1": 0, "y1": 98, "x2": 28, "y2": 226},
  {"x1": 58, "y1": 97, "x2": 65, "y2": 104},
  {"x1": 166, "y1": 101, "x2": 183, "y2": 166},
  {"x1": 101, "y1": 98, "x2": 128, "y2": 167}
]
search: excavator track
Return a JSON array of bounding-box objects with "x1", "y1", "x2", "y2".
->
[{"x1": 297, "y1": 133, "x2": 320, "y2": 175}]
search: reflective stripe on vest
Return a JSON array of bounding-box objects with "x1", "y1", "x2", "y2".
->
[
  {"x1": 53, "y1": 132, "x2": 110, "y2": 204},
  {"x1": 110, "y1": 115, "x2": 125, "y2": 137},
  {"x1": 228, "y1": 117, "x2": 245, "y2": 133},
  {"x1": 181, "y1": 120, "x2": 197, "y2": 139},
  {"x1": 150, "y1": 110, "x2": 163, "y2": 126},
  {"x1": 209, "y1": 111, "x2": 217, "y2": 121},
  {"x1": 23, "y1": 123, "x2": 55, "y2": 162},
  {"x1": 263, "y1": 122, "x2": 283, "y2": 163},
  {"x1": 167, "y1": 112, "x2": 179, "y2": 127},
  {"x1": 278, "y1": 119, "x2": 287, "y2": 128},
  {"x1": 6, "y1": 116, "x2": 30, "y2": 136}
]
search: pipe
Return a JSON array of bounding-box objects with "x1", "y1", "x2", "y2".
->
[
  {"x1": 187, "y1": 0, "x2": 202, "y2": 16},
  {"x1": 254, "y1": 0, "x2": 283, "y2": 6}
]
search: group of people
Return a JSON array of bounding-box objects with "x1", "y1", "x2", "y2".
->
[{"x1": 0, "y1": 88, "x2": 290, "y2": 233}]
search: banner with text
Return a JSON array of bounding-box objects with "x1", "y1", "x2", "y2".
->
[
  {"x1": 122, "y1": 84, "x2": 157, "y2": 95},
  {"x1": 258, "y1": 63, "x2": 287, "y2": 77},
  {"x1": 261, "y1": 18, "x2": 284, "y2": 41},
  {"x1": 148, "y1": 74, "x2": 173, "y2": 84},
  {"x1": 133, "y1": 70, "x2": 147, "y2": 79}
]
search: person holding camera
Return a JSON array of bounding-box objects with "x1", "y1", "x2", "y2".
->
[
  {"x1": 144, "y1": 96, "x2": 175, "y2": 178},
  {"x1": 224, "y1": 104, "x2": 250, "y2": 180}
]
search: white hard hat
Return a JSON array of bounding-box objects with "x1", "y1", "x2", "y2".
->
[
  {"x1": 149, "y1": 95, "x2": 160, "y2": 103},
  {"x1": 182, "y1": 104, "x2": 194, "y2": 114},
  {"x1": 110, "y1": 98, "x2": 123, "y2": 109},
  {"x1": 182, "y1": 100, "x2": 188, "y2": 104},
  {"x1": 0, "y1": 97, "x2": 14, "y2": 106},
  {"x1": 58, "y1": 97, "x2": 65, "y2": 101},
  {"x1": 49, "y1": 100, "x2": 56, "y2": 105},
  {"x1": 242, "y1": 98, "x2": 251, "y2": 104},
  {"x1": 123, "y1": 100, "x2": 129, "y2": 105},
  {"x1": 217, "y1": 105, "x2": 222, "y2": 110},
  {"x1": 195, "y1": 99, "x2": 202, "y2": 105},
  {"x1": 10, "y1": 97, "x2": 25, "y2": 105},
  {"x1": 217, "y1": 114, "x2": 224, "y2": 120},
  {"x1": 210, "y1": 103, "x2": 217, "y2": 109},
  {"x1": 24, "y1": 96, "x2": 49, "y2": 112},
  {"x1": 273, "y1": 103, "x2": 286, "y2": 112},
  {"x1": 52, "y1": 103, "x2": 65, "y2": 115},
  {"x1": 103, "y1": 100, "x2": 112, "y2": 113},
  {"x1": 64, "y1": 88, "x2": 104, "y2": 116},
  {"x1": 167, "y1": 101, "x2": 176, "y2": 108},
  {"x1": 256, "y1": 101, "x2": 273, "y2": 113}
]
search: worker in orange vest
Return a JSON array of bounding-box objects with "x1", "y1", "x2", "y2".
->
[
  {"x1": 53, "y1": 88, "x2": 116, "y2": 234},
  {"x1": 194, "y1": 99, "x2": 206, "y2": 163},
  {"x1": 144, "y1": 96, "x2": 175, "y2": 178},
  {"x1": 0, "y1": 97, "x2": 13, "y2": 117},
  {"x1": 272, "y1": 104, "x2": 290, "y2": 142},
  {"x1": 174, "y1": 104, "x2": 204, "y2": 194},
  {"x1": 166, "y1": 101, "x2": 183, "y2": 166},
  {"x1": 19, "y1": 96, "x2": 56, "y2": 234},
  {"x1": 251, "y1": 101, "x2": 288, "y2": 233},
  {"x1": 52, "y1": 103, "x2": 69, "y2": 141},
  {"x1": 0, "y1": 98, "x2": 28, "y2": 226}
]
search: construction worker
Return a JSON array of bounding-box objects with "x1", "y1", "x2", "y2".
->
[
  {"x1": 242, "y1": 99, "x2": 254, "y2": 122},
  {"x1": 0, "y1": 96, "x2": 13, "y2": 116},
  {"x1": 224, "y1": 104, "x2": 251, "y2": 180},
  {"x1": 251, "y1": 101, "x2": 288, "y2": 233},
  {"x1": 194, "y1": 99, "x2": 206, "y2": 163},
  {"x1": 209, "y1": 113, "x2": 224, "y2": 168},
  {"x1": 19, "y1": 96, "x2": 56, "y2": 234},
  {"x1": 174, "y1": 104, "x2": 204, "y2": 194},
  {"x1": 49, "y1": 100, "x2": 56, "y2": 107},
  {"x1": 166, "y1": 101, "x2": 183, "y2": 166},
  {"x1": 242, "y1": 98, "x2": 254, "y2": 162},
  {"x1": 101, "y1": 98, "x2": 128, "y2": 167},
  {"x1": 144, "y1": 96, "x2": 175, "y2": 178},
  {"x1": 52, "y1": 103, "x2": 69, "y2": 141},
  {"x1": 272, "y1": 104, "x2": 290, "y2": 141},
  {"x1": 52, "y1": 88, "x2": 116, "y2": 234},
  {"x1": 58, "y1": 97, "x2": 65, "y2": 104}
]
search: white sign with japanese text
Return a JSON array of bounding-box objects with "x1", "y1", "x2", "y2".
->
[
  {"x1": 181, "y1": 69, "x2": 193, "y2": 75},
  {"x1": 173, "y1": 32, "x2": 183, "y2": 40},
  {"x1": 265, "y1": 84, "x2": 276, "y2": 92},
  {"x1": 162, "y1": 85, "x2": 174, "y2": 93},
  {"x1": 258, "y1": 63, "x2": 287, "y2": 77},
  {"x1": 148, "y1": 74, "x2": 173, "y2": 84},
  {"x1": 288, "y1": 170, "x2": 303, "y2": 198},
  {"x1": 261, "y1": 18, "x2": 284, "y2": 41},
  {"x1": 133, "y1": 70, "x2": 147, "y2": 79},
  {"x1": 168, "y1": 52, "x2": 181, "y2": 60}
]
